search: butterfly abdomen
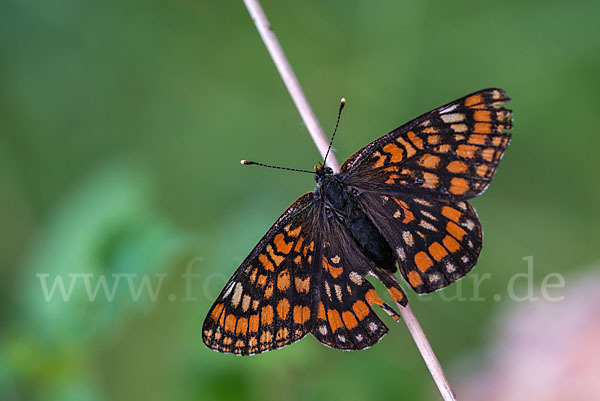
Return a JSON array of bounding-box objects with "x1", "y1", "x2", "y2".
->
[{"x1": 318, "y1": 176, "x2": 396, "y2": 273}]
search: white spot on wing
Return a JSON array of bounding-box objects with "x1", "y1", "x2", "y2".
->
[
  {"x1": 441, "y1": 113, "x2": 465, "y2": 123},
  {"x1": 419, "y1": 220, "x2": 438, "y2": 232},
  {"x1": 403, "y1": 231, "x2": 414, "y2": 247},
  {"x1": 231, "y1": 282, "x2": 243, "y2": 307},
  {"x1": 349, "y1": 271, "x2": 363, "y2": 285},
  {"x1": 396, "y1": 247, "x2": 406, "y2": 261}
]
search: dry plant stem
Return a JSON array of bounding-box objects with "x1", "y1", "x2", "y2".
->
[
  {"x1": 390, "y1": 276, "x2": 458, "y2": 401},
  {"x1": 242, "y1": 0, "x2": 340, "y2": 172},
  {"x1": 242, "y1": 1, "x2": 456, "y2": 400}
]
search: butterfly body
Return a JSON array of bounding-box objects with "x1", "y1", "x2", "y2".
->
[
  {"x1": 314, "y1": 163, "x2": 397, "y2": 273},
  {"x1": 203, "y1": 88, "x2": 512, "y2": 355}
]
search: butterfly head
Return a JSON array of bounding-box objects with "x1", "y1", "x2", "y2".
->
[{"x1": 314, "y1": 162, "x2": 334, "y2": 185}]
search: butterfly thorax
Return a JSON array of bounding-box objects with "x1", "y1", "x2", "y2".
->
[{"x1": 314, "y1": 164, "x2": 397, "y2": 273}]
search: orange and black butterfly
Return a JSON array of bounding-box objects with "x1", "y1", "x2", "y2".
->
[{"x1": 203, "y1": 88, "x2": 512, "y2": 355}]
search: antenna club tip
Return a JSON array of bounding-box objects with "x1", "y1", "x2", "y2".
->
[
  {"x1": 240, "y1": 159, "x2": 250, "y2": 165},
  {"x1": 340, "y1": 97, "x2": 346, "y2": 104}
]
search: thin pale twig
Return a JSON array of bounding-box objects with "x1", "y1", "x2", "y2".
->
[{"x1": 241, "y1": 1, "x2": 457, "y2": 400}]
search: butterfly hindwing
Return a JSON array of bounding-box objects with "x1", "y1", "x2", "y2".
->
[
  {"x1": 202, "y1": 193, "x2": 317, "y2": 355},
  {"x1": 309, "y1": 207, "x2": 405, "y2": 350},
  {"x1": 356, "y1": 192, "x2": 482, "y2": 293},
  {"x1": 341, "y1": 88, "x2": 512, "y2": 201}
]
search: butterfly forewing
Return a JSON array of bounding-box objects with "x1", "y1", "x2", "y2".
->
[
  {"x1": 203, "y1": 193, "x2": 317, "y2": 355},
  {"x1": 341, "y1": 88, "x2": 512, "y2": 201}
]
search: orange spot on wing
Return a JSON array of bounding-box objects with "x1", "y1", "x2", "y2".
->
[
  {"x1": 322, "y1": 256, "x2": 343, "y2": 278},
  {"x1": 327, "y1": 309, "x2": 343, "y2": 333},
  {"x1": 443, "y1": 235, "x2": 461, "y2": 253},
  {"x1": 450, "y1": 177, "x2": 469, "y2": 195},
  {"x1": 468, "y1": 134, "x2": 487, "y2": 145},
  {"x1": 388, "y1": 286, "x2": 405, "y2": 302},
  {"x1": 352, "y1": 300, "x2": 369, "y2": 320},
  {"x1": 474, "y1": 123, "x2": 492, "y2": 134},
  {"x1": 249, "y1": 314, "x2": 259, "y2": 332},
  {"x1": 260, "y1": 331, "x2": 272, "y2": 343},
  {"x1": 277, "y1": 299, "x2": 290, "y2": 320},
  {"x1": 441, "y1": 206, "x2": 462, "y2": 222},
  {"x1": 287, "y1": 225, "x2": 301, "y2": 237},
  {"x1": 447, "y1": 160, "x2": 468, "y2": 174},
  {"x1": 264, "y1": 282, "x2": 273, "y2": 299},
  {"x1": 428, "y1": 242, "x2": 448, "y2": 262},
  {"x1": 435, "y1": 144, "x2": 451, "y2": 153},
  {"x1": 418, "y1": 154, "x2": 441, "y2": 169},
  {"x1": 257, "y1": 274, "x2": 267, "y2": 287},
  {"x1": 295, "y1": 276, "x2": 310, "y2": 293},
  {"x1": 365, "y1": 289, "x2": 384, "y2": 306},
  {"x1": 382, "y1": 143, "x2": 404, "y2": 163},
  {"x1": 274, "y1": 233, "x2": 293, "y2": 254},
  {"x1": 457, "y1": 144, "x2": 478, "y2": 159},
  {"x1": 318, "y1": 302, "x2": 326, "y2": 320},
  {"x1": 474, "y1": 110, "x2": 492, "y2": 122},
  {"x1": 465, "y1": 94, "x2": 483, "y2": 107},
  {"x1": 372, "y1": 151, "x2": 388, "y2": 168},
  {"x1": 447, "y1": 221, "x2": 467, "y2": 240},
  {"x1": 476, "y1": 164, "x2": 489, "y2": 177},
  {"x1": 423, "y1": 127, "x2": 439, "y2": 134},
  {"x1": 407, "y1": 131, "x2": 424, "y2": 149},
  {"x1": 397, "y1": 138, "x2": 416, "y2": 158},
  {"x1": 386, "y1": 174, "x2": 400, "y2": 184},
  {"x1": 249, "y1": 268, "x2": 257, "y2": 284},
  {"x1": 407, "y1": 270, "x2": 423, "y2": 287},
  {"x1": 341, "y1": 311, "x2": 358, "y2": 329},
  {"x1": 211, "y1": 304, "x2": 224, "y2": 321},
  {"x1": 236, "y1": 317, "x2": 248, "y2": 335},
  {"x1": 423, "y1": 172, "x2": 439, "y2": 189},
  {"x1": 261, "y1": 305, "x2": 274, "y2": 325},
  {"x1": 224, "y1": 314, "x2": 237, "y2": 332},
  {"x1": 294, "y1": 236, "x2": 304, "y2": 252},
  {"x1": 277, "y1": 270, "x2": 290, "y2": 291},
  {"x1": 393, "y1": 198, "x2": 415, "y2": 223},
  {"x1": 415, "y1": 251, "x2": 433, "y2": 272},
  {"x1": 482, "y1": 148, "x2": 496, "y2": 162},
  {"x1": 427, "y1": 134, "x2": 441, "y2": 143},
  {"x1": 276, "y1": 328, "x2": 289, "y2": 341},
  {"x1": 293, "y1": 305, "x2": 311, "y2": 324},
  {"x1": 267, "y1": 245, "x2": 284, "y2": 266},
  {"x1": 259, "y1": 254, "x2": 274, "y2": 271},
  {"x1": 303, "y1": 241, "x2": 314, "y2": 257}
]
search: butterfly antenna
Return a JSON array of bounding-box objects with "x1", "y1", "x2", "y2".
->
[
  {"x1": 323, "y1": 97, "x2": 346, "y2": 166},
  {"x1": 240, "y1": 160, "x2": 314, "y2": 174}
]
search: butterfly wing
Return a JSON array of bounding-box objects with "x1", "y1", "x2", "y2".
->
[
  {"x1": 202, "y1": 193, "x2": 318, "y2": 355},
  {"x1": 341, "y1": 88, "x2": 512, "y2": 201},
  {"x1": 309, "y1": 206, "x2": 407, "y2": 350},
  {"x1": 355, "y1": 192, "x2": 482, "y2": 293}
]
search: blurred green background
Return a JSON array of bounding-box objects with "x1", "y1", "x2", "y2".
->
[{"x1": 1, "y1": 0, "x2": 599, "y2": 400}]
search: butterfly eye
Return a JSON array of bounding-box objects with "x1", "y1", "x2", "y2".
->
[{"x1": 324, "y1": 167, "x2": 333, "y2": 175}]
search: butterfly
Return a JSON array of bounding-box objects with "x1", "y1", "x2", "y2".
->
[{"x1": 203, "y1": 88, "x2": 512, "y2": 355}]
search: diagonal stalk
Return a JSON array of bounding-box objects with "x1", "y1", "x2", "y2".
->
[{"x1": 242, "y1": 1, "x2": 457, "y2": 400}]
